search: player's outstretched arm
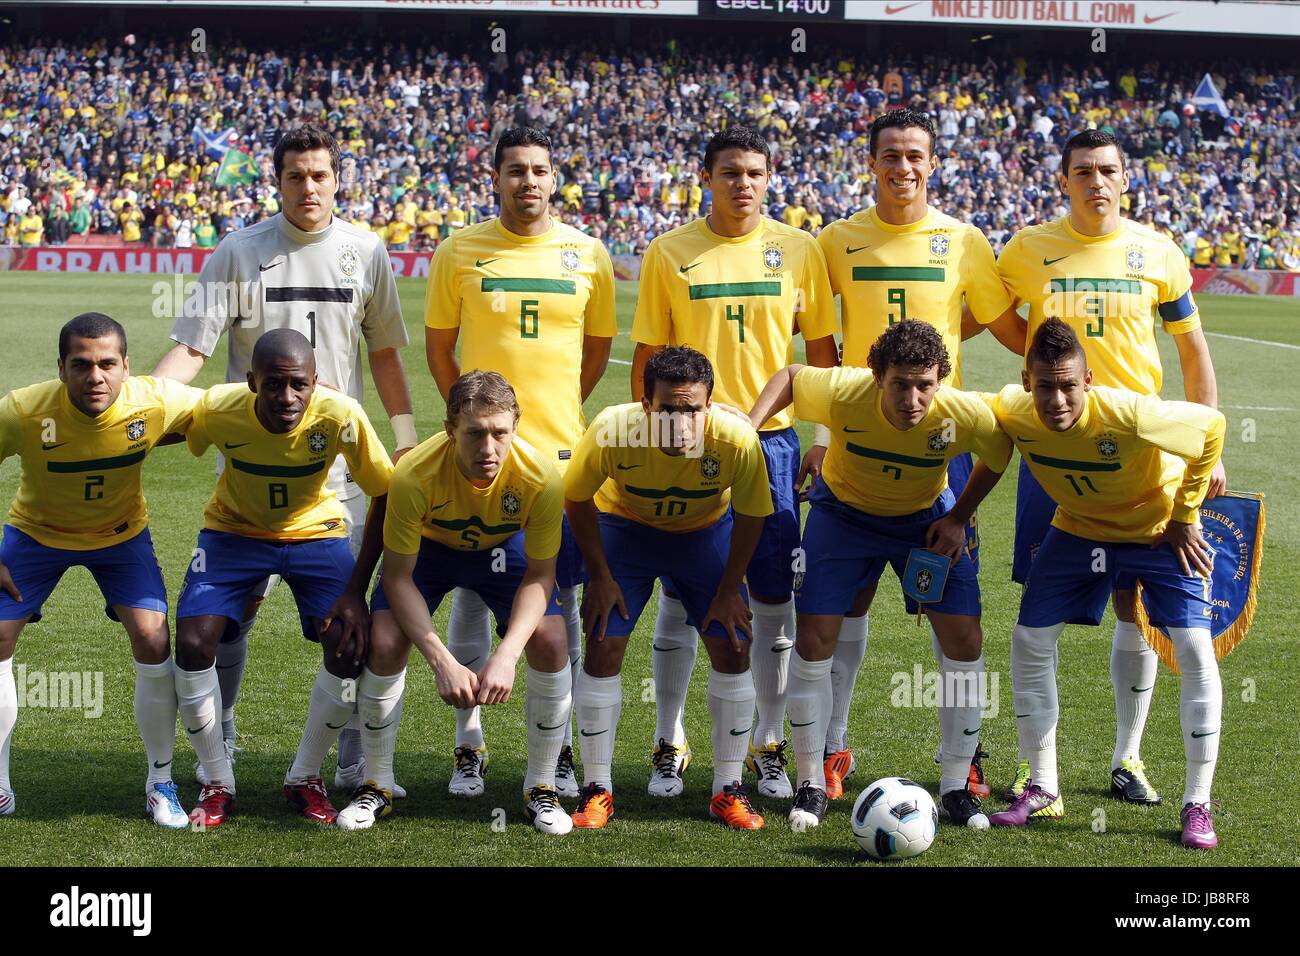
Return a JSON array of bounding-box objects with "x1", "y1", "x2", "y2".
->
[
  {"x1": 425, "y1": 326, "x2": 462, "y2": 401},
  {"x1": 383, "y1": 548, "x2": 478, "y2": 708},
  {"x1": 748, "y1": 363, "x2": 802, "y2": 431},
  {"x1": 984, "y1": 306, "x2": 1029, "y2": 355},
  {"x1": 701, "y1": 512, "x2": 764, "y2": 653},
  {"x1": 321, "y1": 495, "x2": 388, "y2": 668},
  {"x1": 1173, "y1": 327, "x2": 1226, "y2": 497},
  {"x1": 580, "y1": 335, "x2": 613, "y2": 403},
  {"x1": 565, "y1": 497, "x2": 627, "y2": 642},
  {"x1": 479, "y1": 553, "x2": 559, "y2": 705},
  {"x1": 367, "y1": 348, "x2": 417, "y2": 459},
  {"x1": 151, "y1": 342, "x2": 207, "y2": 383},
  {"x1": 630, "y1": 342, "x2": 662, "y2": 403},
  {"x1": 926, "y1": 461, "x2": 1004, "y2": 564}
]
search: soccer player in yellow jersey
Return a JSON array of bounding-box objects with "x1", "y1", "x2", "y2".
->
[
  {"x1": 815, "y1": 108, "x2": 1027, "y2": 800},
  {"x1": 631, "y1": 126, "x2": 839, "y2": 800},
  {"x1": 174, "y1": 330, "x2": 394, "y2": 829},
  {"x1": 334, "y1": 372, "x2": 574, "y2": 835},
  {"x1": 983, "y1": 320, "x2": 1225, "y2": 850},
  {"x1": 425, "y1": 127, "x2": 616, "y2": 798},
  {"x1": 563, "y1": 348, "x2": 772, "y2": 829},
  {"x1": 0, "y1": 313, "x2": 202, "y2": 827},
  {"x1": 749, "y1": 321, "x2": 1011, "y2": 830},
  {"x1": 998, "y1": 129, "x2": 1225, "y2": 806}
]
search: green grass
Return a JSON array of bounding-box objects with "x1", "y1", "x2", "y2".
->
[{"x1": 0, "y1": 273, "x2": 1295, "y2": 866}]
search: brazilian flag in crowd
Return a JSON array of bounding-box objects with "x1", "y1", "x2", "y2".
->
[
  {"x1": 1135, "y1": 492, "x2": 1266, "y2": 673},
  {"x1": 216, "y1": 148, "x2": 259, "y2": 187}
]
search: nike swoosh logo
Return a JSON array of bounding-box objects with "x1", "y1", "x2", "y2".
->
[
  {"x1": 963, "y1": 726, "x2": 982, "y2": 736},
  {"x1": 679, "y1": 262, "x2": 701, "y2": 274},
  {"x1": 616, "y1": 463, "x2": 641, "y2": 470},
  {"x1": 1042, "y1": 255, "x2": 1071, "y2": 266},
  {"x1": 463, "y1": 656, "x2": 481, "y2": 667},
  {"x1": 153, "y1": 759, "x2": 173, "y2": 769},
  {"x1": 729, "y1": 726, "x2": 753, "y2": 736},
  {"x1": 429, "y1": 500, "x2": 451, "y2": 511},
  {"x1": 364, "y1": 721, "x2": 394, "y2": 731},
  {"x1": 790, "y1": 719, "x2": 815, "y2": 727},
  {"x1": 185, "y1": 718, "x2": 213, "y2": 735},
  {"x1": 771, "y1": 644, "x2": 791, "y2": 653},
  {"x1": 845, "y1": 244, "x2": 871, "y2": 255},
  {"x1": 224, "y1": 441, "x2": 251, "y2": 449},
  {"x1": 652, "y1": 644, "x2": 681, "y2": 652},
  {"x1": 536, "y1": 721, "x2": 567, "y2": 730},
  {"x1": 1015, "y1": 713, "x2": 1031, "y2": 718},
  {"x1": 884, "y1": 1, "x2": 920, "y2": 13},
  {"x1": 258, "y1": 260, "x2": 282, "y2": 272},
  {"x1": 325, "y1": 721, "x2": 348, "y2": 729},
  {"x1": 842, "y1": 426, "x2": 869, "y2": 433},
  {"x1": 580, "y1": 728, "x2": 608, "y2": 737},
  {"x1": 42, "y1": 442, "x2": 68, "y2": 451},
  {"x1": 1131, "y1": 684, "x2": 1154, "y2": 693},
  {"x1": 475, "y1": 258, "x2": 500, "y2": 268},
  {"x1": 1143, "y1": 11, "x2": 1176, "y2": 23},
  {"x1": 1014, "y1": 436, "x2": 1039, "y2": 443},
  {"x1": 1191, "y1": 730, "x2": 1218, "y2": 739}
]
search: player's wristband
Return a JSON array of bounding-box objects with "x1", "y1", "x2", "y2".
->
[
  {"x1": 390, "y1": 413, "x2": 418, "y2": 451},
  {"x1": 813, "y1": 424, "x2": 831, "y2": 448}
]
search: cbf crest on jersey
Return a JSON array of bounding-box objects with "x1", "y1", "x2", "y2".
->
[
  {"x1": 929, "y1": 233, "x2": 950, "y2": 258},
  {"x1": 1125, "y1": 245, "x2": 1145, "y2": 274},
  {"x1": 339, "y1": 242, "x2": 361, "y2": 279},
  {"x1": 763, "y1": 245, "x2": 784, "y2": 272},
  {"x1": 560, "y1": 248, "x2": 581, "y2": 272},
  {"x1": 699, "y1": 450, "x2": 721, "y2": 480},
  {"x1": 927, "y1": 428, "x2": 950, "y2": 454},
  {"x1": 1096, "y1": 433, "x2": 1119, "y2": 460},
  {"x1": 308, "y1": 429, "x2": 329, "y2": 455},
  {"x1": 501, "y1": 485, "x2": 522, "y2": 517},
  {"x1": 1135, "y1": 492, "x2": 1265, "y2": 674},
  {"x1": 125, "y1": 418, "x2": 147, "y2": 441}
]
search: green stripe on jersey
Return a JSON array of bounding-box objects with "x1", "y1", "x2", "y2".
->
[
  {"x1": 845, "y1": 444, "x2": 945, "y2": 468},
  {"x1": 230, "y1": 458, "x2": 327, "y2": 478},
  {"x1": 688, "y1": 281, "x2": 782, "y2": 299},
  {"x1": 1027, "y1": 452, "x2": 1122, "y2": 472},
  {"x1": 427, "y1": 515, "x2": 523, "y2": 534},
  {"x1": 1047, "y1": 277, "x2": 1143, "y2": 294},
  {"x1": 851, "y1": 266, "x2": 946, "y2": 282},
  {"x1": 480, "y1": 278, "x2": 577, "y2": 295},
  {"x1": 46, "y1": 450, "x2": 146, "y2": 473},
  {"x1": 624, "y1": 485, "x2": 721, "y2": 500}
]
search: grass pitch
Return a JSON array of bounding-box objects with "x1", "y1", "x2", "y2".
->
[{"x1": 0, "y1": 272, "x2": 1295, "y2": 866}]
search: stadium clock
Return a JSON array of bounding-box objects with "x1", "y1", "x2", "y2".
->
[{"x1": 705, "y1": 0, "x2": 847, "y2": 20}]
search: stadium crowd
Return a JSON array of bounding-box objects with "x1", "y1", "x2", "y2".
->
[{"x1": 0, "y1": 33, "x2": 1296, "y2": 269}]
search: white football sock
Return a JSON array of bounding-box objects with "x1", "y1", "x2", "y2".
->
[
  {"x1": 651, "y1": 593, "x2": 697, "y2": 747},
  {"x1": 1111, "y1": 620, "x2": 1157, "y2": 770},
  {"x1": 134, "y1": 658, "x2": 178, "y2": 788},
  {"x1": 0, "y1": 658, "x2": 16, "y2": 794},
  {"x1": 337, "y1": 713, "x2": 363, "y2": 769},
  {"x1": 708, "y1": 669, "x2": 756, "y2": 792},
  {"x1": 358, "y1": 667, "x2": 406, "y2": 791},
  {"x1": 826, "y1": 614, "x2": 867, "y2": 754},
  {"x1": 787, "y1": 652, "x2": 832, "y2": 791},
  {"x1": 1169, "y1": 626, "x2": 1222, "y2": 806},
  {"x1": 939, "y1": 654, "x2": 984, "y2": 794},
  {"x1": 525, "y1": 666, "x2": 572, "y2": 792},
  {"x1": 575, "y1": 670, "x2": 621, "y2": 792},
  {"x1": 175, "y1": 663, "x2": 232, "y2": 790},
  {"x1": 448, "y1": 588, "x2": 492, "y2": 750},
  {"x1": 931, "y1": 624, "x2": 946, "y2": 760},
  {"x1": 1011, "y1": 623, "x2": 1064, "y2": 796},
  {"x1": 750, "y1": 597, "x2": 794, "y2": 747},
  {"x1": 560, "y1": 585, "x2": 582, "y2": 750},
  {"x1": 286, "y1": 667, "x2": 353, "y2": 784},
  {"x1": 215, "y1": 625, "x2": 249, "y2": 742}
]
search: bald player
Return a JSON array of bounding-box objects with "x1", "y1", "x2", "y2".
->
[
  {"x1": 153, "y1": 124, "x2": 415, "y2": 796},
  {"x1": 173, "y1": 329, "x2": 393, "y2": 828}
]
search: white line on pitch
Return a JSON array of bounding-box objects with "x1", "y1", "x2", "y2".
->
[
  {"x1": 1204, "y1": 331, "x2": 1300, "y2": 351},
  {"x1": 1223, "y1": 404, "x2": 1297, "y2": 411},
  {"x1": 609, "y1": 358, "x2": 631, "y2": 365}
]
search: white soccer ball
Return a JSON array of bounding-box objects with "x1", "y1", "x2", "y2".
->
[
  {"x1": 851, "y1": 777, "x2": 937, "y2": 860},
  {"x1": 124, "y1": 33, "x2": 136, "y2": 46}
]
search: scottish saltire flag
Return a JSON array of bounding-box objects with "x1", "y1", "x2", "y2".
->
[
  {"x1": 1191, "y1": 73, "x2": 1230, "y2": 118},
  {"x1": 1135, "y1": 492, "x2": 1265, "y2": 673},
  {"x1": 215, "y1": 148, "x2": 258, "y2": 186},
  {"x1": 193, "y1": 123, "x2": 240, "y2": 160}
]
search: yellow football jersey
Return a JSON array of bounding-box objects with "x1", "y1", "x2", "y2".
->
[
  {"x1": 424, "y1": 218, "x2": 617, "y2": 471},
  {"x1": 817, "y1": 206, "x2": 1011, "y2": 386},
  {"x1": 793, "y1": 366, "x2": 1012, "y2": 516},
  {"x1": 998, "y1": 216, "x2": 1200, "y2": 394},
  {"x1": 987, "y1": 384, "x2": 1225, "y2": 542},
  {"x1": 564, "y1": 403, "x2": 774, "y2": 533},
  {"x1": 187, "y1": 383, "x2": 392, "y2": 540},
  {"x1": 384, "y1": 430, "x2": 563, "y2": 560},
  {"x1": 0, "y1": 376, "x2": 202, "y2": 550},
  {"x1": 631, "y1": 217, "x2": 838, "y2": 432}
]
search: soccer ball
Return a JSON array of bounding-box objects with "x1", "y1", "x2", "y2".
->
[{"x1": 851, "y1": 777, "x2": 938, "y2": 860}]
